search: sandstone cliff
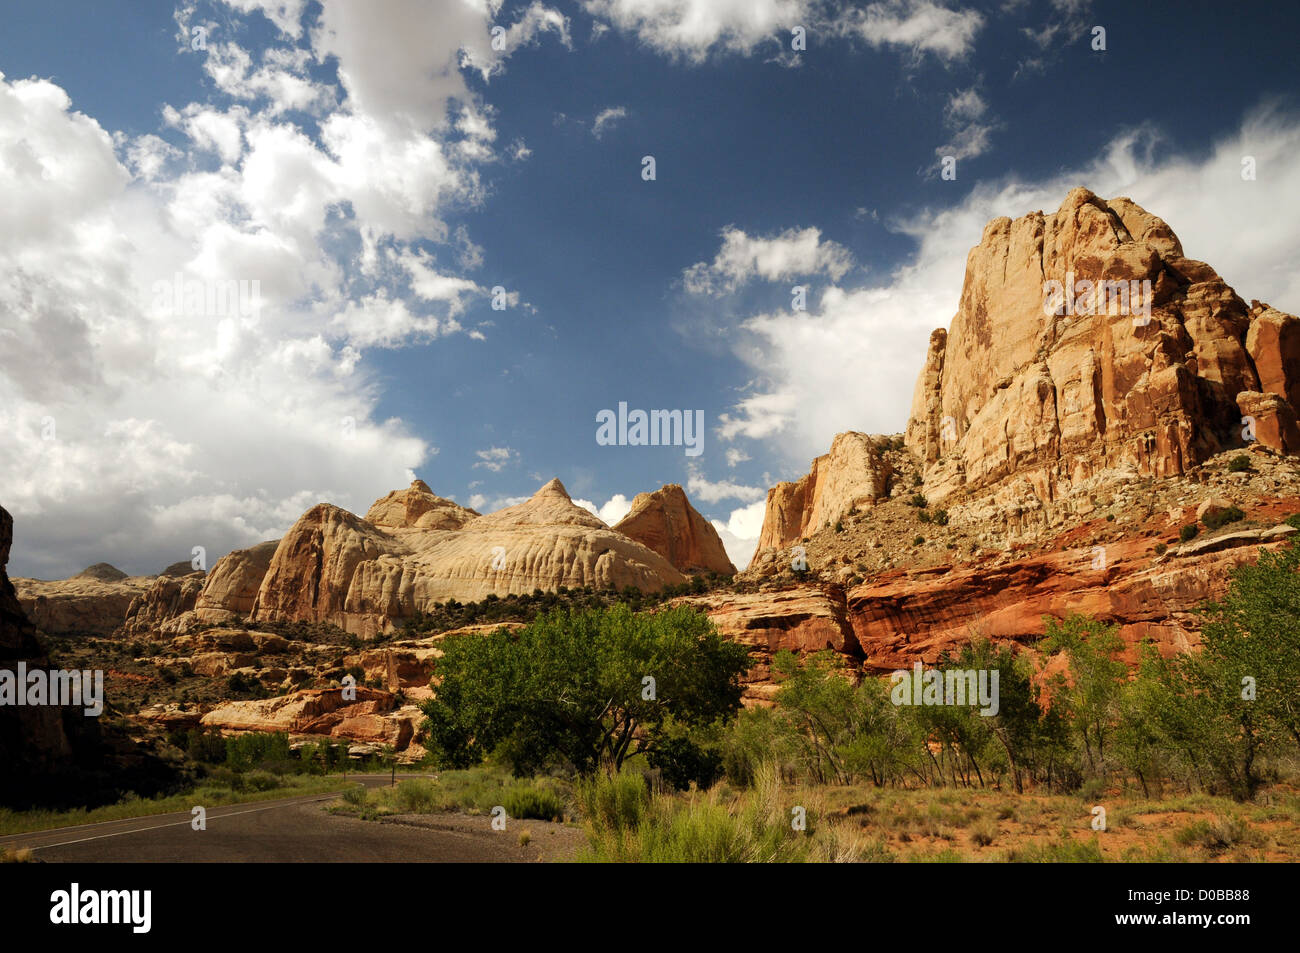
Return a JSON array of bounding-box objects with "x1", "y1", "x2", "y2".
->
[
  {"x1": 755, "y1": 432, "x2": 893, "y2": 553},
  {"x1": 905, "y1": 189, "x2": 1300, "y2": 513},
  {"x1": 613, "y1": 484, "x2": 736, "y2": 575}
]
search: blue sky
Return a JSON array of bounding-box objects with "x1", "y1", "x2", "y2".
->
[{"x1": 2, "y1": 0, "x2": 1299, "y2": 578}]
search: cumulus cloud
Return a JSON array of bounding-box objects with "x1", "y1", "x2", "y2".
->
[
  {"x1": 709, "y1": 499, "x2": 766, "y2": 571},
  {"x1": 574, "y1": 493, "x2": 634, "y2": 525},
  {"x1": 0, "y1": 0, "x2": 572, "y2": 577},
  {"x1": 683, "y1": 226, "x2": 852, "y2": 295},
  {"x1": 714, "y1": 104, "x2": 1300, "y2": 467}
]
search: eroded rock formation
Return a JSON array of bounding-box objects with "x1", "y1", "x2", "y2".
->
[
  {"x1": 245, "y1": 478, "x2": 690, "y2": 637},
  {"x1": 614, "y1": 483, "x2": 736, "y2": 575},
  {"x1": 904, "y1": 189, "x2": 1300, "y2": 509},
  {"x1": 755, "y1": 432, "x2": 893, "y2": 554}
]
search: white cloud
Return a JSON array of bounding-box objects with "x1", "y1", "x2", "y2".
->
[
  {"x1": 686, "y1": 470, "x2": 765, "y2": 504},
  {"x1": 710, "y1": 499, "x2": 766, "y2": 571},
  {"x1": 725, "y1": 447, "x2": 750, "y2": 467},
  {"x1": 473, "y1": 446, "x2": 518, "y2": 472},
  {"x1": 591, "y1": 105, "x2": 627, "y2": 138},
  {"x1": 936, "y1": 86, "x2": 999, "y2": 161},
  {"x1": 574, "y1": 493, "x2": 634, "y2": 525},
  {"x1": 683, "y1": 226, "x2": 852, "y2": 295},
  {"x1": 0, "y1": 0, "x2": 571, "y2": 577},
  {"x1": 584, "y1": 0, "x2": 810, "y2": 63},
  {"x1": 833, "y1": 0, "x2": 985, "y2": 62}
]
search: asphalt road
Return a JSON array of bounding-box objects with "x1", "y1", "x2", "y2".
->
[{"x1": 0, "y1": 776, "x2": 531, "y2": 862}]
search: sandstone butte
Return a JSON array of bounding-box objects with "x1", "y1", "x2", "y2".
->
[{"x1": 613, "y1": 483, "x2": 736, "y2": 575}]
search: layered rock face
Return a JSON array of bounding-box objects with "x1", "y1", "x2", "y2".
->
[
  {"x1": 121, "y1": 566, "x2": 206, "y2": 637},
  {"x1": 756, "y1": 432, "x2": 893, "y2": 553},
  {"x1": 905, "y1": 189, "x2": 1300, "y2": 509},
  {"x1": 613, "y1": 484, "x2": 736, "y2": 575},
  {"x1": 245, "y1": 478, "x2": 690, "y2": 637},
  {"x1": 190, "y1": 539, "x2": 279, "y2": 625}
]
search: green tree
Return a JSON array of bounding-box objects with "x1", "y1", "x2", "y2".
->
[
  {"x1": 1042, "y1": 615, "x2": 1127, "y2": 779},
  {"x1": 419, "y1": 605, "x2": 751, "y2": 776}
]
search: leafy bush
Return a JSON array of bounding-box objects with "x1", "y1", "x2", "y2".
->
[
  {"x1": 932, "y1": 510, "x2": 949, "y2": 527},
  {"x1": 908, "y1": 493, "x2": 927, "y2": 508},
  {"x1": 1154, "y1": 543, "x2": 1168, "y2": 556},
  {"x1": 1227, "y1": 455, "x2": 1253, "y2": 473},
  {"x1": 913, "y1": 536, "x2": 925, "y2": 546},
  {"x1": 1203, "y1": 506, "x2": 1245, "y2": 530},
  {"x1": 1179, "y1": 524, "x2": 1200, "y2": 543}
]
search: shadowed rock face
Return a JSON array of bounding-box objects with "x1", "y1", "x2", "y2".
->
[
  {"x1": 1, "y1": 507, "x2": 176, "y2": 808},
  {"x1": 614, "y1": 484, "x2": 736, "y2": 575},
  {"x1": 0, "y1": 506, "x2": 73, "y2": 784},
  {"x1": 241, "y1": 478, "x2": 692, "y2": 638},
  {"x1": 904, "y1": 189, "x2": 1300, "y2": 506}
]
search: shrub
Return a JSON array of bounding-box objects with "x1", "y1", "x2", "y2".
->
[
  {"x1": 1175, "y1": 815, "x2": 1262, "y2": 853},
  {"x1": 1286, "y1": 513, "x2": 1300, "y2": 530},
  {"x1": 1154, "y1": 543, "x2": 1167, "y2": 556},
  {"x1": 908, "y1": 493, "x2": 927, "y2": 508},
  {"x1": 933, "y1": 510, "x2": 949, "y2": 527},
  {"x1": 575, "y1": 770, "x2": 651, "y2": 833},
  {"x1": 1179, "y1": 524, "x2": 1200, "y2": 543},
  {"x1": 834, "y1": 520, "x2": 845, "y2": 533},
  {"x1": 1227, "y1": 455, "x2": 1252, "y2": 473},
  {"x1": 970, "y1": 822, "x2": 997, "y2": 847},
  {"x1": 1203, "y1": 506, "x2": 1245, "y2": 531},
  {"x1": 913, "y1": 536, "x2": 925, "y2": 546},
  {"x1": 918, "y1": 510, "x2": 931, "y2": 523},
  {"x1": 243, "y1": 769, "x2": 282, "y2": 792},
  {"x1": 503, "y1": 784, "x2": 566, "y2": 821}
]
